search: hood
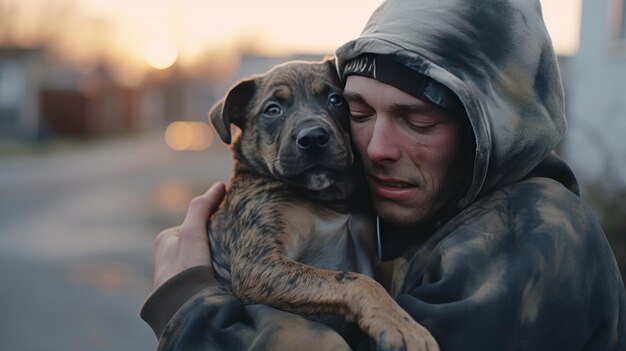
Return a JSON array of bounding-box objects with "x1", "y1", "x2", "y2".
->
[{"x1": 336, "y1": 0, "x2": 567, "y2": 208}]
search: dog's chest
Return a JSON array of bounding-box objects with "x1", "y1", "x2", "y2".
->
[{"x1": 279, "y1": 203, "x2": 377, "y2": 277}]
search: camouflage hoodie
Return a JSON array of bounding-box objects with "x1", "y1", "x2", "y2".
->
[{"x1": 141, "y1": 0, "x2": 626, "y2": 349}]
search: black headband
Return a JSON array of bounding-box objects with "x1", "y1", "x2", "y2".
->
[{"x1": 342, "y1": 54, "x2": 461, "y2": 112}]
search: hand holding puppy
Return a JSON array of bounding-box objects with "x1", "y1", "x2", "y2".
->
[{"x1": 152, "y1": 182, "x2": 226, "y2": 289}]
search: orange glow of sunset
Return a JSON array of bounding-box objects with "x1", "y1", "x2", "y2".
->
[
  {"x1": 77, "y1": 0, "x2": 581, "y2": 57},
  {"x1": 3, "y1": 0, "x2": 582, "y2": 75}
]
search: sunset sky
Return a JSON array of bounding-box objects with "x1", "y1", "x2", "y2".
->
[{"x1": 3, "y1": 0, "x2": 582, "y2": 73}]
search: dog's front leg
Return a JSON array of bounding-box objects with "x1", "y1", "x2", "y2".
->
[{"x1": 230, "y1": 248, "x2": 439, "y2": 351}]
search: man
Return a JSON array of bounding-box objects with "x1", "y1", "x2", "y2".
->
[{"x1": 141, "y1": 0, "x2": 626, "y2": 349}]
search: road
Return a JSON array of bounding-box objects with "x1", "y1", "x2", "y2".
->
[{"x1": 0, "y1": 133, "x2": 232, "y2": 351}]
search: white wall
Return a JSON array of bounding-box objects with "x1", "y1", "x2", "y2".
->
[{"x1": 563, "y1": 0, "x2": 626, "y2": 187}]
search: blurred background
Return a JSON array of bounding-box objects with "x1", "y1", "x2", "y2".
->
[{"x1": 0, "y1": 0, "x2": 624, "y2": 350}]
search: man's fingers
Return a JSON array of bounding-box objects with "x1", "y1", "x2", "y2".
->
[
  {"x1": 155, "y1": 226, "x2": 181, "y2": 243},
  {"x1": 202, "y1": 181, "x2": 226, "y2": 215},
  {"x1": 182, "y1": 182, "x2": 226, "y2": 234},
  {"x1": 151, "y1": 184, "x2": 226, "y2": 289}
]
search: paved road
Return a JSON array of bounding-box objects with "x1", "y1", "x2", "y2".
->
[{"x1": 0, "y1": 133, "x2": 231, "y2": 351}]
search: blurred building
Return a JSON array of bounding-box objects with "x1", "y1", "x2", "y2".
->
[
  {"x1": 140, "y1": 66, "x2": 220, "y2": 129},
  {"x1": 235, "y1": 52, "x2": 327, "y2": 81},
  {"x1": 562, "y1": 0, "x2": 626, "y2": 188},
  {"x1": 41, "y1": 63, "x2": 140, "y2": 138},
  {"x1": 0, "y1": 47, "x2": 139, "y2": 140},
  {"x1": 0, "y1": 47, "x2": 44, "y2": 140},
  {"x1": 0, "y1": 46, "x2": 328, "y2": 142}
]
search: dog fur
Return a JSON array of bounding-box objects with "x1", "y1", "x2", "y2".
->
[{"x1": 207, "y1": 58, "x2": 438, "y2": 351}]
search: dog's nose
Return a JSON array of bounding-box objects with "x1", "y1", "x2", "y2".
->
[{"x1": 296, "y1": 126, "x2": 330, "y2": 154}]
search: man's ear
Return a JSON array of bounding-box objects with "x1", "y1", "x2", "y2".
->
[{"x1": 208, "y1": 78, "x2": 256, "y2": 144}]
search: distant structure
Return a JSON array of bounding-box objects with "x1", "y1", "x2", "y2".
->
[
  {"x1": 0, "y1": 47, "x2": 140, "y2": 140},
  {"x1": 0, "y1": 46, "x2": 330, "y2": 142},
  {"x1": 0, "y1": 48, "x2": 44, "y2": 140},
  {"x1": 562, "y1": 0, "x2": 626, "y2": 188},
  {"x1": 234, "y1": 52, "x2": 326, "y2": 81}
]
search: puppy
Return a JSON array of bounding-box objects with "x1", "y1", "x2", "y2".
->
[{"x1": 207, "y1": 58, "x2": 438, "y2": 351}]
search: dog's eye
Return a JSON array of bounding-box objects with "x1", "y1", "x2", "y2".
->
[
  {"x1": 328, "y1": 93, "x2": 344, "y2": 107},
  {"x1": 263, "y1": 103, "x2": 283, "y2": 117}
]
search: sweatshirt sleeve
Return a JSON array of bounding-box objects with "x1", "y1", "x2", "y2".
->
[
  {"x1": 140, "y1": 266, "x2": 365, "y2": 350},
  {"x1": 140, "y1": 265, "x2": 219, "y2": 338}
]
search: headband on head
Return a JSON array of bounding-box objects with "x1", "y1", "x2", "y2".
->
[{"x1": 342, "y1": 54, "x2": 461, "y2": 113}]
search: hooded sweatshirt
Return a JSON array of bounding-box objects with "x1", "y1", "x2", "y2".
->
[{"x1": 140, "y1": 0, "x2": 626, "y2": 349}]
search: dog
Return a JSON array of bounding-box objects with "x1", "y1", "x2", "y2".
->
[{"x1": 207, "y1": 58, "x2": 438, "y2": 351}]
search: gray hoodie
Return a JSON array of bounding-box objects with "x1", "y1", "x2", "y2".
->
[
  {"x1": 141, "y1": 0, "x2": 626, "y2": 349},
  {"x1": 336, "y1": 0, "x2": 566, "y2": 210}
]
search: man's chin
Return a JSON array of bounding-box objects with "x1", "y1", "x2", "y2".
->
[{"x1": 374, "y1": 203, "x2": 424, "y2": 228}]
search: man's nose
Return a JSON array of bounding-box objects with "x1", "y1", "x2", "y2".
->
[{"x1": 366, "y1": 117, "x2": 400, "y2": 162}]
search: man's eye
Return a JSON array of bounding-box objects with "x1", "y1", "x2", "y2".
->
[
  {"x1": 328, "y1": 93, "x2": 344, "y2": 107},
  {"x1": 409, "y1": 124, "x2": 437, "y2": 132},
  {"x1": 263, "y1": 103, "x2": 282, "y2": 117},
  {"x1": 349, "y1": 111, "x2": 372, "y2": 122},
  {"x1": 406, "y1": 118, "x2": 439, "y2": 132}
]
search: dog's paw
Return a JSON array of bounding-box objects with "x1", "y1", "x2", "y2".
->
[{"x1": 366, "y1": 309, "x2": 439, "y2": 351}]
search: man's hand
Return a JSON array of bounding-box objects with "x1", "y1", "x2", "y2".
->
[{"x1": 152, "y1": 182, "x2": 226, "y2": 289}]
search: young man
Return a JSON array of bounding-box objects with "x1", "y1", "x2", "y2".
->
[{"x1": 141, "y1": 0, "x2": 626, "y2": 349}]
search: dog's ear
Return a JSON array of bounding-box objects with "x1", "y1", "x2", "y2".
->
[
  {"x1": 322, "y1": 55, "x2": 338, "y2": 74},
  {"x1": 322, "y1": 55, "x2": 336, "y2": 66},
  {"x1": 322, "y1": 56, "x2": 343, "y2": 86},
  {"x1": 208, "y1": 78, "x2": 256, "y2": 144}
]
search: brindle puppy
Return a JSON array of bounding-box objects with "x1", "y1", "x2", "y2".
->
[{"x1": 207, "y1": 58, "x2": 438, "y2": 351}]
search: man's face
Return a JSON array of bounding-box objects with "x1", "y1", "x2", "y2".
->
[{"x1": 344, "y1": 75, "x2": 466, "y2": 228}]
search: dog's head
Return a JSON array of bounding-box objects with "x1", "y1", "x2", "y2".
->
[{"x1": 209, "y1": 58, "x2": 354, "y2": 197}]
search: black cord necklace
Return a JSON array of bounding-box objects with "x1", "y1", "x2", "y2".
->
[{"x1": 376, "y1": 215, "x2": 383, "y2": 259}]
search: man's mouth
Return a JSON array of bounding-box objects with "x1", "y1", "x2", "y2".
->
[
  {"x1": 374, "y1": 176, "x2": 416, "y2": 188},
  {"x1": 370, "y1": 176, "x2": 418, "y2": 201},
  {"x1": 376, "y1": 178, "x2": 414, "y2": 188}
]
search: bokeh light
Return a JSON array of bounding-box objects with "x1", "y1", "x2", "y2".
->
[
  {"x1": 144, "y1": 39, "x2": 178, "y2": 70},
  {"x1": 164, "y1": 121, "x2": 214, "y2": 151}
]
